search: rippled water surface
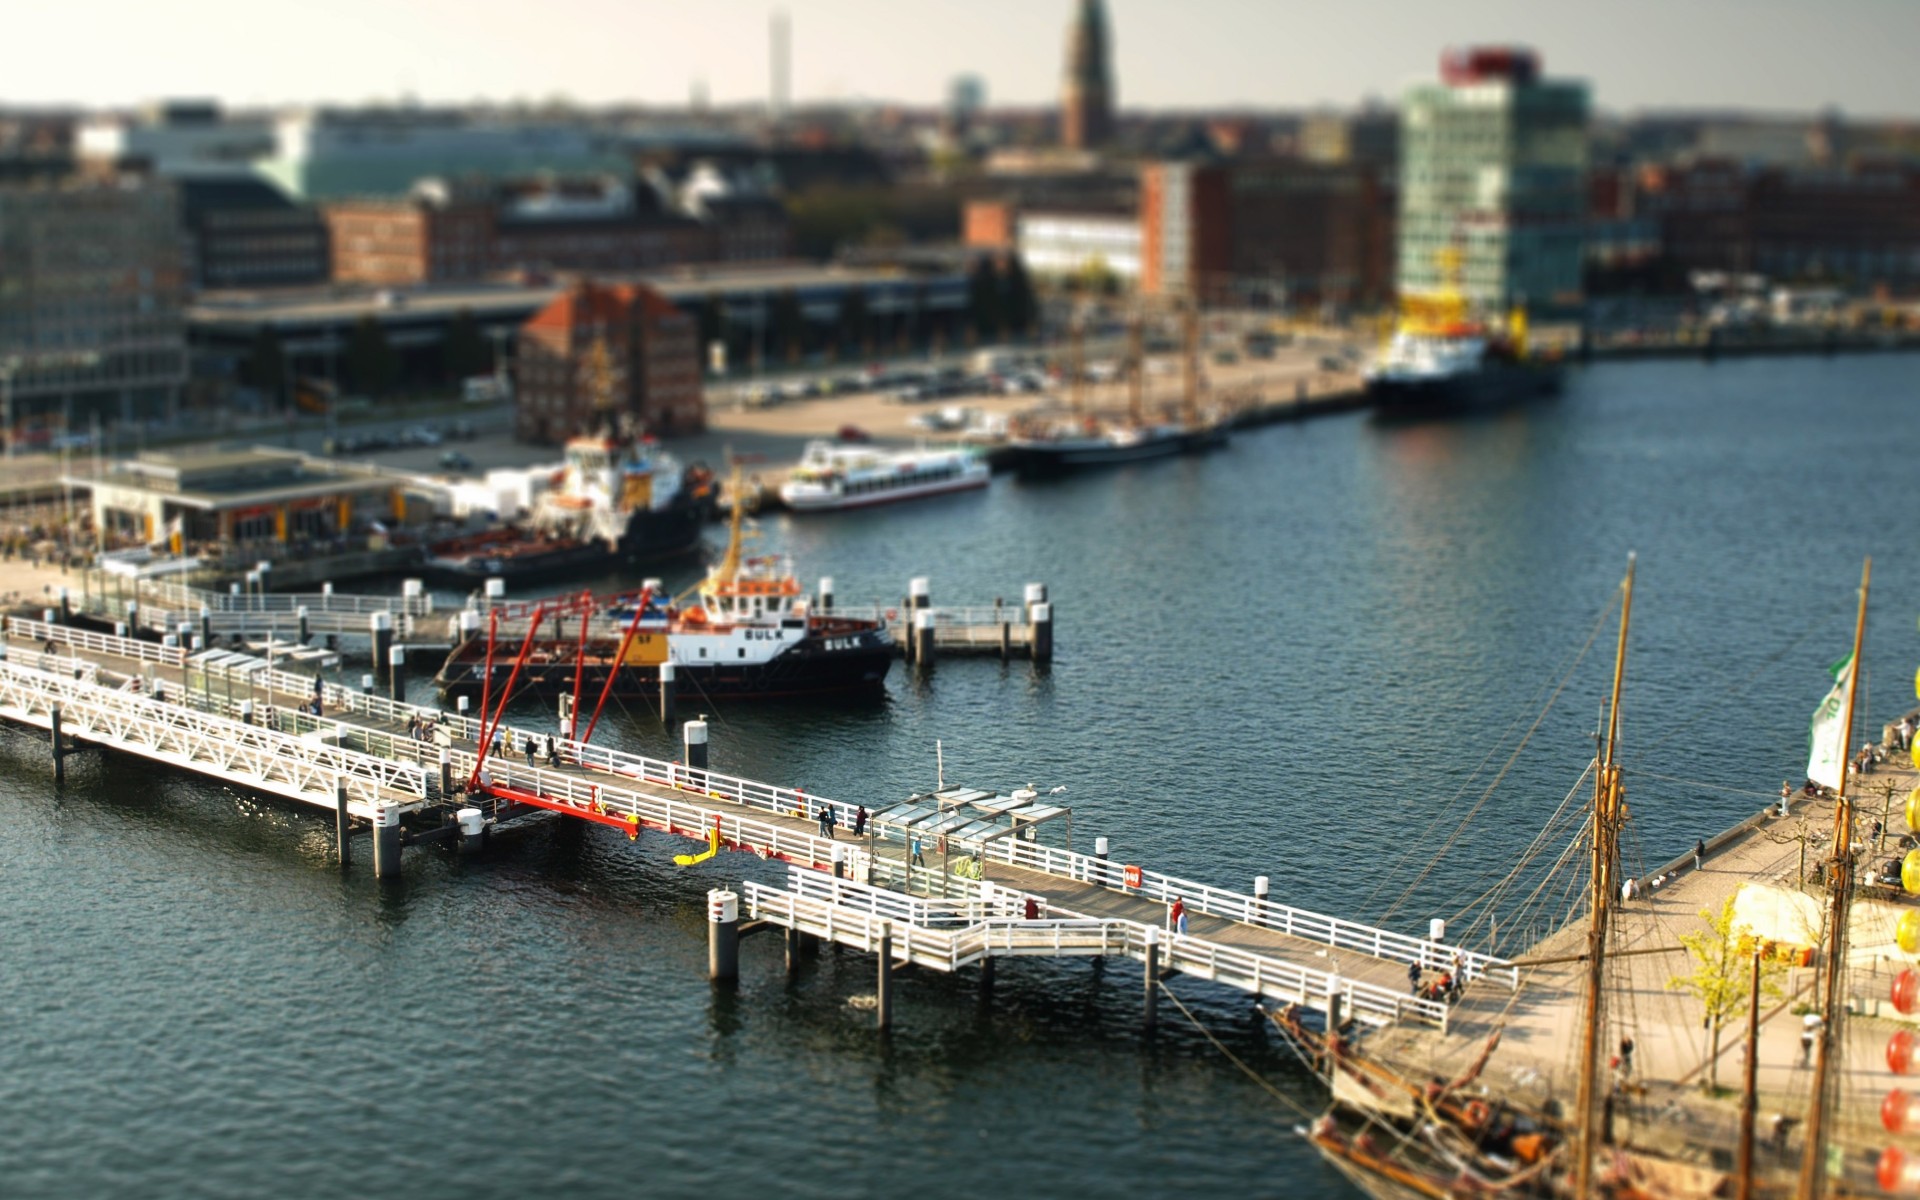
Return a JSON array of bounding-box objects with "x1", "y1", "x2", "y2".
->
[{"x1": 5, "y1": 354, "x2": 1919, "y2": 1198}]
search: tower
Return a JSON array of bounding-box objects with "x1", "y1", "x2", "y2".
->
[
  {"x1": 1060, "y1": 0, "x2": 1114, "y2": 150},
  {"x1": 769, "y1": 10, "x2": 790, "y2": 124}
]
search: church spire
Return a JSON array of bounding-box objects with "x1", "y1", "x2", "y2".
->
[{"x1": 1061, "y1": 0, "x2": 1114, "y2": 149}]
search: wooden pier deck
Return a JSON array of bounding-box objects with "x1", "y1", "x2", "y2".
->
[{"x1": 0, "y1": 615, "x2": 1511, "y2": 1035}]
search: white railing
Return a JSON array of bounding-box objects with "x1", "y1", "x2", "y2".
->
[
  {"x1": 979, "y1": 835, "x2": 1518, "y2": 988},
  {"x1": 781, "y1": 866, "x2": 1024, "y2": 927},
  {"x1": 6, "y1": 617, "x2": 186, "y2": 668},
  {"x1": 0, "y1": 658, "x2": 426, "y2": 815},
  {"x1": 740, "y1": 882, "x2": 1449, "y2": 1029},
  {"x1": 27, "y1": 631, "x2": 1508, "y2": 984}
]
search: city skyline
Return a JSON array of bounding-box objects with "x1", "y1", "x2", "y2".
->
[{"x1": 10, "y1": 0, "x2": 1919, "y2": 118}]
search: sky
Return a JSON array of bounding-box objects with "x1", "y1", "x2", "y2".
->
[{"x1": 11, "y1": 0, "x2": 1919, "y2": 117}]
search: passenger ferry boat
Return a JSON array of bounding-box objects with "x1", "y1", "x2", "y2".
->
[
  {"x1": 777, "y1": 441, "x2": 989, "y2": 512},
  {"x1": 432, "y1": 474, "x2": 892, "y2": 702}
]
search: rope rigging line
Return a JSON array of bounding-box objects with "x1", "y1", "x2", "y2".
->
[
  {"x1": 1360, "y1": 593, "x2": 1619, "y2": 920},
  {"x1": 1375, "y1": 596, "x2": 1617, "y2": 926}
]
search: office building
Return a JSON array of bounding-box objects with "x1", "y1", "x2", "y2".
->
[
  {"x1": 0, "y1": 176, "x2": 187, "y2": 441},
  {"x1": 1398, "y1": 47, "x2": 1589, "y2": 311}
]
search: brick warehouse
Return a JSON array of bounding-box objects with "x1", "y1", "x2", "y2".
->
[{"x1": 514, "y1": 281, "x2": 703, "y2": 444}]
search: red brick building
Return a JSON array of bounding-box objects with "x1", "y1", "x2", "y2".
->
[
  {"x1": 1634, "y1": 161, "x2": 1920, "y2": 290},
  {"x1": 325, "y1": 193, "x2": 494, "y2": 285},
  {"x1": 515, "y1": 281, "x2": 704, "y2": 444},
  {"x1": 325, "y1": 178, "x2": 789, "y2": 287}
]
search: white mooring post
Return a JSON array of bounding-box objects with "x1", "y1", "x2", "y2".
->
[{"x1": 708, "y1": 889, "x2": 739, "y2": 982}]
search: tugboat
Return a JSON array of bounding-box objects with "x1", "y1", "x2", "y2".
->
[
  {"x1": 1366, "y1": 249, "x2": 1563, "y2": 420},
  {"x1": 432, "y1": 470, "x2": 892, "y2": 702},
  {"x1": 424, "y1": 434, "x2": 716, "y2": 586}
]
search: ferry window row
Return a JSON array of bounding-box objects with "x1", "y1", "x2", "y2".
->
[{"x1": 840, "y1": 465, "x2": 961, "y2": 494}]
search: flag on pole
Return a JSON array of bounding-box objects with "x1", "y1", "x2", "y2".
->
[{"x1": 1807, "y1": 654, "x2": 1853, "y2": 790}]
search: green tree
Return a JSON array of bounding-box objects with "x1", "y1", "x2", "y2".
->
[
  {"x1": 1079, "y1": 256, "x2": 1119, "y2": 298},
  {"x1": 1666, "y1": 896, "x2": 1788, "y2": 1092},
  {"x1": 443, "y1": 307, "x2": 490, "y2": 380},
  {"x1": 1002, "y1": 253, "x2": 1037, "y2": 338},
  {"x1": 240, "y1": 324, "x2": 287, "y2": 406},
  {"x1": 770, "y1": 288, "x2": 805, "y2": 364},
  {"x1": 968, "y1": 256, "x2": 1003, "y2": 340},
  {"x1": 836, "y1": 287, "x2": 871, "y2": 359},
  {"x1": 345, "y1": 314, "x2": 400, "y2": 396}
]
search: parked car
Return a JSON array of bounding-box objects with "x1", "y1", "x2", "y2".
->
[
  {"x1": 836, "y1": 425, "x2": 871, "y2": 444},
  {"x1": 439, "y1": 450, "x2": 475, "y2": 472}
]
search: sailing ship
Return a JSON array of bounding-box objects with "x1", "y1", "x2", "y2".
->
[
  {"x1": 1006, "y1": 306, "x2": 1227, "y2": 478},
  {"x1": 1365, "y1": 249, "x2": 1563, "y2": 420},
  {"x1": 1274, "y1": 558, "x2": 1878, "y2": 1200},
  {"x1": 432, "y1": 469, "x2": 893, "y2": 702},
  {"x1": 424, "y1": 338, "x2": 717, "y2": 585}
]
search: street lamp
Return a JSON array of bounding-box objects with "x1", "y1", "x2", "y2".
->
[{"x1": 0, "y1": 357, "x2": 16, "y2": 461}]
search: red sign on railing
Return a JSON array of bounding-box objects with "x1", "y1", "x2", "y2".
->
[{"x1": 1123, "y1": 864, "x2": 1143, "y2": 889}]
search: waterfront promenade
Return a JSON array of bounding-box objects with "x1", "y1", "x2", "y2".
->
[{"x1": 1366, "y1": 756, "x2": 1915, "y2": 1179}]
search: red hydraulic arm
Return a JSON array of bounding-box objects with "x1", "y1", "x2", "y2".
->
[
  {"x1": 467, "y1": 601, "x2": 549, "y2": 792},
  {"x1": 579, "y1": 585, "x2": 652, "y2": 749}
]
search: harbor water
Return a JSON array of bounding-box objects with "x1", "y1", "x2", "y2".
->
[{"x1": 5, "y1": 353, "x2": 1920, "y2": 1198}]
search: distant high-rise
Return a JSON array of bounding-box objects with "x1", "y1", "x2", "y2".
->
[
  {"x1": 1060, "y1": 0, "x2": 1114, "y2": 150},
  {"x1": 770, "y1": 10, "x2": 791, "y2": 123},
  {"x1": 1398, "y1": 46, "x2": 1588, "y2": 312}
]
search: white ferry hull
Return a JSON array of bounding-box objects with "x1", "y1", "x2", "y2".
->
[{"x1": 780, "y1": 470, "x2": 990, "y2": 513}]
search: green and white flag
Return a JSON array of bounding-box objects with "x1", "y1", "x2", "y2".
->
[{"x1": 1807, "y1": 653, "x2": 1853, "y2": 790}]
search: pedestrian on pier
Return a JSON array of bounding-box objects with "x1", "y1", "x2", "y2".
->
[
  {"x1": 546, "y1": 735, "x2": 560, "y2": 768},
  {"x1": 1776, "y1": 781, "x2": 1793, "y2": 818},
  {"x1": 1619, "y1": 1036, "x2": 1635, "y2": 1077},
  {"x1": 1169, "y1": 896, "x2": 1188, "y2": 936},
  {"x1": 523, "y1": 734, "x2": 536, "y2": 767},
  {"x1": 1408, "y1": 962, "x2": 1422, "y2": 995},
  {"x1": 819, "y1": 804, "x2": 836, "y2": 840},
  {"x1": 1801, "y1": 1013, "x2": 1822, "y2": 1066},
  {"x1": 911, "y1": 835, "x2": 925, "y2": 867},
  {"x1": 1901, "y1": 717, "x2": 1916, "y2": 751},
  {"x1": 853, "y1": 805, "x2": 868, "y2": 837},
  {"x1": 1694, "y1": 838, "x2": 1707, "y2": 872}
]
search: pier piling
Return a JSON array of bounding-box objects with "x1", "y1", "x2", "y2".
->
[
  {"x1": 818, "y1": 576, "x2": 834, "y2": 613},
  {"x1": 456, "y1": 807, "x2": 485, "y2": 854},
  {"x1": 876, "y1": 924, "x2": 894, "y2": 1030},
  {"x1": 912, "y1": 609, "x2": 936, "y2": 666},
  {"x1": 439, "y1": 746, "x2": 453, "y2": 796},
  {"x1": 1030, "y1": 603, "x2": 1054, "y2": 665},
  {"x1": 50, "y1": 702, "x2": 64, "y2": 785},
  {"x1": 372, "y1": 806, "x2": 402, "y2": 881},
  {"x1": 1324, "y1": 976, "x2": 1345, "y2": 1034},
  {"x1": 659, "y1": 662, "x2": 677, "y2": 725},
  {"x1": 370, "y1": 612, "x2": 394, "y2": 681},
  {"x1": 1143, "y1": 926, "x2": 1159, "y2": 1034},
  {"x1": 708, "y1": 889, "x2": 740, "y2": 983},
  {"x1": 58, "y1": 587, "x2": 70, "y2": 624},
  {"x1": 297, "y1": 606, "x2": 310, "y2": 644},
  {"x1": 683, "y1": 718, "x2": 709, "y2": 772},
  {"x1": 979, "y1": 956, "x2": 995, "y2": 999},
  {"x1": 334, "y1": 780, "x2": 351, "y2": 867},
  {"x1": 387, "y1": 645, "x2": 407, "y2": 702}
]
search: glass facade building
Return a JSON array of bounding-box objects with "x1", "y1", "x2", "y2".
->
[{"x1": 1398, "y1": 49, "x2": 1588, "y2": 313}]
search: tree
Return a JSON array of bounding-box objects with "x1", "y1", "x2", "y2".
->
[
  {"x1": 345, "y1": 314, "x2": 400, "y2": 396},
  {"x1": 770, "y1": 288, "x2": 805, "y2": 364},
  {"x1": 836, "y1": 287, "x2": 871, "y2": 359},
  {"x1": 1666, "y1": 896, "x2": 1787, "y2": 1093},
  {"x1": 1002, "y1": 253, "x2": 1037, "y2": 339},
  {"x1": 240, "y1": 325, "x2": 287, "y2": 406},
  {"x1": 443, "y1": 307, "x2": 490, "y2": 380},
  {"x1": 968, "y1": 255, "x2": 1003, "y2": 341}
]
